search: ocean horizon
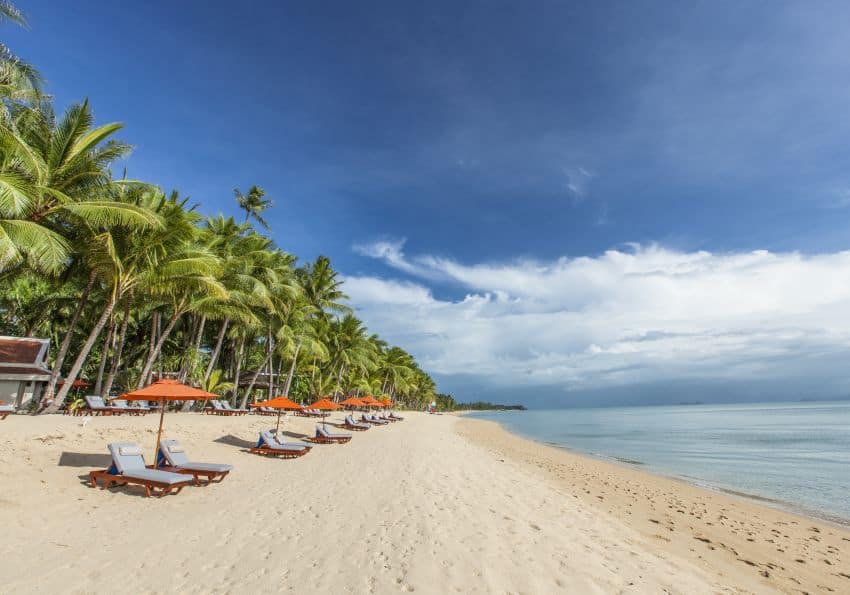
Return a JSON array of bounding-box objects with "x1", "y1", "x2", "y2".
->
[{"x1": 469, "y1": 400, "x2": 850, "y2": 524}]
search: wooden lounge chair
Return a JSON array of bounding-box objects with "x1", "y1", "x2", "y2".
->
[
  {"x1": 361, "y1": 414, "x2": 388, "y2": 425},
  {"x1": 110, "y1": 399, "x2": 149, "y2": 416},
  {"x1": 206, "y1": 400, "x2": 235, "y2": 416},
  {"x1": 220, "y1": 401, "x2": 249, "y2": 416},
  {"x1": 249, "y1": 431, "x2": 311, "y2": 458},
  {"x1": 89, "y1": 442, "x2": 193, "y2": 497},
  {"x1": 81, "y1": 395, "x2": 122, "y2": 416},
  {"x1": 156, "y1": 439, "x2": 232, "y2": 485},
  {"x1": 388, "y1": 412, "x2": 404, "y2": 421},
  {"x1": 379, "y1": 413, "x2": 399, "y2": 422},
  {"x1": 0, "y1": 402, "x2": 14, "y2": 420},
  {"x1": 310, "y1": 425, "x2": 352, "y2": 444},
  {"x1": 342, "y1": 415, "x2": 369, "y2": 431}
]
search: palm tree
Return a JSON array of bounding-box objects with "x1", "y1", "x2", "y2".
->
[
  {"x1": 0, "y1": 1, "x2": 41, "y2": 106},
  {"x1": 0, "y1": 100, "x2": 153, "y2": 276},
  {"x1": 234, "y1": 185, "x2": 271, "y2": 229}
]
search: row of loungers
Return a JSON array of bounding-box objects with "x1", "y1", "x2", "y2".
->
[
  {"x1": 204, "y1": 399, "x2": 250, "y2": 415},
  {"x1": 69, "y1": 396, "x2": 154, "y2": 416},
  {"x1": 88, "y1": 411, "x2": 403, "y2": 497},
  {"x1": 89, "y1": 424, "x2": 353, "y2": 497}
]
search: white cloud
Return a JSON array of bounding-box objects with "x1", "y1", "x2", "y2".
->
[
  {"x1": 346, "y1": 243, "x2": 850, "y2": 395},
  {"x1": 563, "y1": 166, "x2": 594, "y2": 199}
]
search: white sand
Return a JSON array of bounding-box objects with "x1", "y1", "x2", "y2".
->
[{"x1": 1, "y1": 411, "x2": 846, "y2": 593}]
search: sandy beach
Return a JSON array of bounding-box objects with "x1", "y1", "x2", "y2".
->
[{"x1": 1, "y1": 412, "x2": 848, "y2": 594}]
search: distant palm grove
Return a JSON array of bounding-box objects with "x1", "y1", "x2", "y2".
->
[{"x1": 0, "y1": 3, "x2": 437, "y2": 411}]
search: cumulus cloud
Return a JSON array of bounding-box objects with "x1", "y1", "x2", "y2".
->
[{"x1": 345, "y1": 243, "x2": 850, "y2": 398}]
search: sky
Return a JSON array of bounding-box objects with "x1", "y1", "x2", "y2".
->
[{"x1": 9, "y1": 1, "x2": 850, "y2": 407}]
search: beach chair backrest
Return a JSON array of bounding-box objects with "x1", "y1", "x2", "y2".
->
[
  {"x1": 317, "y1": 425, "x2": 330, "y2": 437},
  {"x1": 160, "y1": 439, "x2": 189, "y2": 466},
  {"x1": 86, "y1": 395, "x2": 107, "y2": 409},
  {"x1": 221, "y1": 402, "x2": 235, "y2": 411},
  {"x1": 259, "y1": 431, "x2": 278, "y2": 447},
  {"x1": 108, "y1": 442, "x2": 146, "y2": 473},
  {"x1": 111, "y1": 400, "x2": 128, "y2": 409}
]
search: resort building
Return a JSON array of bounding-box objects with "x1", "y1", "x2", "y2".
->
[{"x1": 0, "y1": 336, "x2": 52, "y2": 411}]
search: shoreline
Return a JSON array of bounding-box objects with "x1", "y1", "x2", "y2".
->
[
  {"x1": 457, "y1": 415, "x2": 850, "y2": 594},
  {"x1": 460, "y1": 409, "x2": 850, "y2": 530}
]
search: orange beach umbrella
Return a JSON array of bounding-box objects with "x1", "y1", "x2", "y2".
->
[
  {"x1": 252, "y1": 396, "x2": 302, "y2": 434},
  {"x1": 339, "y1": 396, "x2": 365, "y2": 408},
  {"x1": 308, "y1": 398, "x2": 342, "y2": 429},
  {"x1": 121, "y1": 379, "x2": 217, "y2": 459},
  {"x1": 359, "y1": 395, "x2": 381, "y2": 407}
]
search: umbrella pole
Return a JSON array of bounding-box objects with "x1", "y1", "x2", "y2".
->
[
  {"x1": 275, "y1": 409, "x2": 282, "y2": 435},
  {"x1": 154, "y1": 398, "x2": 165, "y2": 464}
]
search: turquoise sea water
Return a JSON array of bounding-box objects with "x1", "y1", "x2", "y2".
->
[{"x1": 468, "y1": 401, "x2": 850, "y2": 523}]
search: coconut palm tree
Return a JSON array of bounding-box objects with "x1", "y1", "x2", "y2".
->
[{"x1": 234, "y1": 185, "x2": 271, "y2": 229}]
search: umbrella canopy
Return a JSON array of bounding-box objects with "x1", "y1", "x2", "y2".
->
[
  {"x1": 252, "y1": 396, "x2": 302, "y2": 434},
  {"x1": 359, "y1": 395, "x2": 382, "y2": 407},
  {"x1": 253, "y1": 396, "x2": 302, "y2": 410},
  {"x1": 309, "y1": 398, "x2": 342, "y2": 410},
  {"x1": 309, "y1": 398, "x2": 342, "y2": 429},
  {"x1": 339, "y1": 396, "x2": 365, "y2": 407},
  {"x1": 122, "y1": 379, "x2": 217, "y2": 460}
]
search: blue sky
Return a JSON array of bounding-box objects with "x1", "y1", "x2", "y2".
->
[{"x1": 10, "y1": 1, "x2": 850, "y2": 406}]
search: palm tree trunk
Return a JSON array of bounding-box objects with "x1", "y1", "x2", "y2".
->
[
  {"x1": 335, "y1": 364, "x2": 345, "y2": 401},
  {"x1": 137, "y1": 311, "x2": 181, "y2": 388},
  {"x1": 282, "y1": 340, "x2": 302, "y2": 397},
  {"x1": 93, "y1": 315, "x2": 116, "y2": 395},
  {"x1": 102, "y1": 294, "x2": 131, "y2": 398},
  {"x1": 239, "y1": 349, "x2": 274, "y2": 409},
  {"x1": 145, "y1": 312, "x2": 158, "y2": 385},
  {"x1": 156, "y1": 312, "x2": 163, "y2": 381},
  {"x1": 230, "y1": 336, "x2": 245, "y2": 406},
  {"x1": 46, "y1": 293, "x2": 119, "y2": 413},
  {"x1": 42, "y1": 271, "x2": 96, "y2": 405},
  {"x1": 204, "y1": 318, "x2": 229, "y2": 383},
  {"x1": 274, "y1": 356, "x2": 284, "y2": 398}
]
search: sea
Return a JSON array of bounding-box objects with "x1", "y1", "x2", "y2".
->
[{"x1": 468, "y1": 401, "x2": 850, "y2": 524}]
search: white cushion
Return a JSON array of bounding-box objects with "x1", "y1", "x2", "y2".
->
[
  {"x1": 165, "y1": 444, "x2": 184, "y2": 453},
  {"x1": 119, "y1": 445, "x2": 143, "y2": 456}
]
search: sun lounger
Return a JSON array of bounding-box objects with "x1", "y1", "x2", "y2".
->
[
  {"x1": 205, "y1": 399, "x2": 235, "y2": 415},
  {"x1": 342, "y1": 415, "x2": 370, "y2": 431},
  {"x1": 0, "y1": 402, "x2": 14, "y2": 420},
  {"x1": 156, "y1": 439, "x2": 232, "y2": 484},
  {"x1": 221, "y1": 401, "x2": 249, "y2": 415},
  {"x1": 249, "y1": 431, "x2": 311, "y2": 458},
  {"x1": 88, "y1": 442, "x2": 193, "y2": 497},
  {"x1": 81, "y1": 395, "x2": 121, "y2": 416},
  {"x1": 310, "y1": 425, "x2": 352, "y2": 444},
  {"x1": 110, "y1": 399, "x2": 149, "y2": 415},
  {"x1": 361, "y1": 414, "x2": 388, "y2": 425},
  {"x1": 388, "y1": 412, "x2": 404, "y2": 421},
  {"x1": 271, "y1": 430, "x2": 312, "y2": 450}
]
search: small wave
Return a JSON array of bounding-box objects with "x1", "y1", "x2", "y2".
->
[{"x1": 613, "y1": 456, "x2": 644, "y2": 465}]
